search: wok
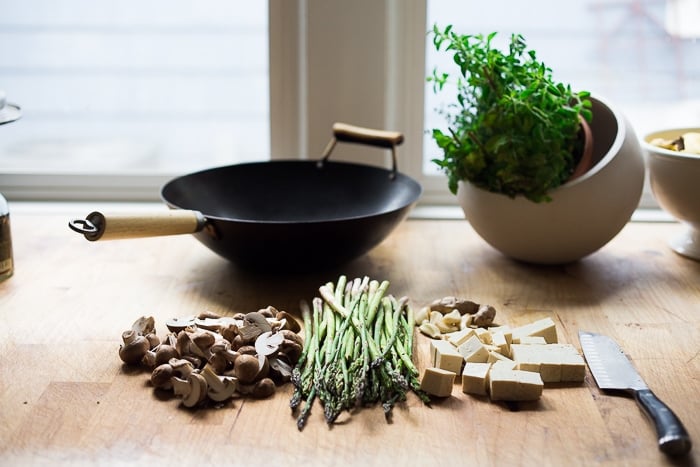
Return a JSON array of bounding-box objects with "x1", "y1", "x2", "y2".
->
[{"x1": 69, "y1": 123, "x2": 422, "y2": 271}]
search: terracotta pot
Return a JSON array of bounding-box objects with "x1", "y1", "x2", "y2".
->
[
  {"x1": 569, "y1": 116, "x2": 594, "y2": 181},
  {"x1": 456, "y1": 96, "x2": 645, "y2": 264}
]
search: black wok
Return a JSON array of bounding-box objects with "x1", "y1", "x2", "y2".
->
[{"x1": 69, "y1": 123, "x2": 422, "y2": 271}]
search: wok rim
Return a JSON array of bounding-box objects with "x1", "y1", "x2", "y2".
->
[{"x1": 160, "y1": 159, "x2": 423, "y2": 225}]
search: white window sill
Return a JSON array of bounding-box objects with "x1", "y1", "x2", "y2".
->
[{"x1": 8, "y1": 200, "x2": 675, "y2": 223}]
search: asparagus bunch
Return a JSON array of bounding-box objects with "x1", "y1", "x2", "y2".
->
[{"x1": 290, "y1": 275, "x2": 429, "y2": 430}]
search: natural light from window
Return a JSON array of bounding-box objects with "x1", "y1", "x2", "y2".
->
[{"x1": 0, "y1": 0, "x2": 269, "y2": 176}]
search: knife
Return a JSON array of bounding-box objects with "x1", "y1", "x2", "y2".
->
[{"x1": 578, "y1": 330, "x2": 692, "y2": 457}]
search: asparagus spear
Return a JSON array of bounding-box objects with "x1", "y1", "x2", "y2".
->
[{"x1": 291, "y1": 275, "x2": 428, "y2": 430}]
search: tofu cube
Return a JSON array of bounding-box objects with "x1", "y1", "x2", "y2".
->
[
  {"x1": 490, "y1": 330, "x2": 509, "y2": 357},
  {"x1": 510, "y1": 343, "x2": 585, "y2": 383},
  {"x1": 489, "y1": 369, "x2": 543, "y2": 401},
  {"x1": 457, "y1": 335, "x2": 490, "y2": 363},
  {"x1": 474, "y1": 327, "x2": 492, "y2": 344},
  {"x1": 420, "y1": 367, "x2": 456, "y2": 397},
  {"x1": 491, "y1": 359, "x2": 517, "y2": 371},
  {"x1": 489, "y1": 325, "x2": 512, "y2": 345},
  {"x1": 487, "y1": 350, "x2": 514, "y2": 365},
  {"x1": 461, "y1": 362, "x2": 492, "y2": 396},
  {"x1": 516, "y1": 336, "x2": 547, "y2": 345},
  {"x1": 430, "y1": 339, "x2": 464, "y2": 375},
  {"x1": 447, "y1": 327, "x2": 477, "y2": 347},
  {"x1": 510, "y1": 317, "x2": 558, "y2": 344}
]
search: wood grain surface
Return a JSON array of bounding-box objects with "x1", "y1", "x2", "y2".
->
[{"x1": 0, "y1": 207, "x2": 698, "y2": 466}]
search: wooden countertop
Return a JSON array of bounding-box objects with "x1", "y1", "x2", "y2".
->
[{"x1": 0, "y1": 206, "x2": 698, "y2": 466}]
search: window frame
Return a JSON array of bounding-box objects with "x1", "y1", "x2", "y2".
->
[{"x1": 1, "y1": 0, "x2": 660, "y2": 209}]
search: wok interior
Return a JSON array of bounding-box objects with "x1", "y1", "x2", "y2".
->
[{"x1": 161, "y1": 161, "x2": 421, "y2": 223}]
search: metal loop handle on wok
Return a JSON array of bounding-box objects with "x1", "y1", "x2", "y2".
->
[{"x1": 319, "y1": 123, "x2": 404, "y2": 179}]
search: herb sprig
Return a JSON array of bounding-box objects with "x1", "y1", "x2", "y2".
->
[{"x1": 428, "y1": 25, "x2": 592, "y2": 202}]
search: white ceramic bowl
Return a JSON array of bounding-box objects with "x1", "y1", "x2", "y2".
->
[
  {"x1": 643, "y1": 128, "x2": 700, "y2": 260},
  {"x1": 457, "y1": 96, "x2": 645, "y2": 264}
]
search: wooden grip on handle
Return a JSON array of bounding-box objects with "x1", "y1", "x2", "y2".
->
[
  {"x1": 70, "y1": 210, "x2": 206, "y2": 241},
  {"x1": 331, "y1": 122, "x2": 404, "y2": 148}
]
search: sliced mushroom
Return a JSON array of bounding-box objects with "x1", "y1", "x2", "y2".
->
[
  {"x1": 238, "y1": 311, "x2": 272, "y2": 343},
  {"x1": 131, "y1": 316, "x2": 156, "y2": 336},
  {"x1": 257, "y1": 306, "x2": 277, "y2": 318},
  {"x1": 166, "y1": 316, "x2": 196, "y2": 333},
  {"x1": 268, "y1": 356, "x2": 293, "y2": 383},
  {"x1": 201, "y1": 364, "x2": 237, "y2": 402},
  {"x1": 194, "y1": 316, "x2": 240, "y2": 332},
  {"x1": 208, "y1": 341, "x2": 239, "y2": 373},
  {"x1": 255, "y1": 331, "x2": 284, "y2": 357},
  {"x1": 172, "y1": 373, "x2": 208, "y2": 408},
  {"x1": 169, "y1": 358, "x2": 195, "y2": 379},
  {"x1": 275, "y1": 311, "x2": 301, "y2": 333}
]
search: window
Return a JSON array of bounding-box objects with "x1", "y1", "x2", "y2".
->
[
  {"x1": 423, "y1": 0, "x2": 700, "y2": 206},
  {"x1": 0, "y1": 0, "x2": 268, "y2": 199},
  {"x1": 2, "y1": 0, "x2": 698, "y2": 208}
]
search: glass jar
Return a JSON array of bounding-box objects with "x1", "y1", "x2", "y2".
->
[
  {"x1": 0, "y1": 193, "x2": 12, "y2": 281},
  {"x1": 0, "y1": 90, "x2": 21, "y2": 281}
]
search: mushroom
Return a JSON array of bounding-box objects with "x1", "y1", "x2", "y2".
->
[
  {"x1": 268, "y1": 356, "x2": 293, "y2": 383},
  {"x1": 220, "y1": 323, "x2": 240, "y2": 345},
  {"x1": 238, "y1": 377, "x2": 276, "y2": 399},
  {"x1": 472, "y1": 304, "x2": 496, "y2": 327},
  {"x1": 200, "y1": 364, "x2": 237, "y2": 402},
  {"x1": 238, "y1": 311, "x2": 272, "y2": 343},
  {"x1": 275, "y1": 310, "x2": 301, "y2": 333},
  {"x1": 430, "y1": 297, "x2": 479, "y2": 315},
  {"x1": 172, "y1": 373, "x2": 208, "y2": 408},
  {"x1": 166, "y1": 316, "x2": 196, "y2": 333},
  {"x1": 255, "y1": 331, "x2": 284, "y2": 357},
  {"x1": 169, "y1": 358, "x2": 195, "y2": 379},
  {"x1": 188, "y1": 329, "x2": 216, "y2": 358},
  {"x1": 131, "y1": 316, "x2": 156, "y2": 336},
  {"x1": 119, "y1": 330, "x2": 150, "y2": 365},
  {"x1": 258, "y1": 306, "x2": 277, "y2": 318},
  {"x1": 154, "y1": 344, "x2": 179, "y2": 366},
  {"x1": 208, "y1": 341, "x2": 239, "y2": 373},
  {"x1": 234, "y1": 353, "x2": 263, "y2": 384},
  {"x1": 194, "y1": 314, "x2": 239, "y2": 332},
  {"x1": 151, "y1": 363, "x2": 174, "y2": 390}
]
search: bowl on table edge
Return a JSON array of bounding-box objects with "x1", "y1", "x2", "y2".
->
[{"x1": 642, "y1": 127, "x2": 700, "y2": 261}]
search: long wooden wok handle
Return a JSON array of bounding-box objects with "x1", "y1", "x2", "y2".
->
[
  {"x1": 68, "y1": 210, "x2": 206, "y2": 241},
  {"x1": 321, "y1": 122, "x2": 405, "y2": 177}
]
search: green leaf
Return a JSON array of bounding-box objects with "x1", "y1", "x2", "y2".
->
[{"x1": 427, "y1": 24, "x2": 592, "y2": 203}]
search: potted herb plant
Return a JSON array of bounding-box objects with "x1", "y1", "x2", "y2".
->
[{"x1": 428, "y1": 25, "x2": 645, "y2": 264}]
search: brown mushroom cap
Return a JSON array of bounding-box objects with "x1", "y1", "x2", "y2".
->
[{"x1": 119, "y1": 333, "x2": 150, "y2": 365}]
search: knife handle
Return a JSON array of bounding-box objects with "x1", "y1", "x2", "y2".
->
[{"x1": 635, "y1": 388, "x2": 692, "y2": 456}]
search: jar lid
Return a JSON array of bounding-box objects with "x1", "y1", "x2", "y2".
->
[{"x1": 0, "y1": 90, "x2": 21, "y2": 125}]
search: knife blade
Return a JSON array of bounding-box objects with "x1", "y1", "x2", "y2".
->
[{"x1": 578, "y1": 330, "x2": 692, "y2": 457}]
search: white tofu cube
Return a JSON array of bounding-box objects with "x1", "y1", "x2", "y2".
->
[
  {"x1": 430, "y1": 339, "x2": 464, "y2": 375},
  {"x1": 457, "y1": 335, "x2": 490, "y2": 363},
  {"x1": 447, "y1": 327, "x2": 477, "y2": 347},
  {"x1": 489, "y1": 369, "x2": 543, "y2": 401},
  {"x1": 461, "y1": 362, "x2": 492, "y2": 396},
  {"x1": 420, "y1": 367, "x2": 456, "y2": 398},
  {"x1": 510, "y1": 317, "x2": 558, "y2": 344},
  {"x1": 510, "y1": 343, "x2": 585, "y2": 383}
]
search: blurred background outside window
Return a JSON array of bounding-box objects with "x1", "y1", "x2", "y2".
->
[{"x1": 0, "y1": 0, "x2": 268, "y2": 177}]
